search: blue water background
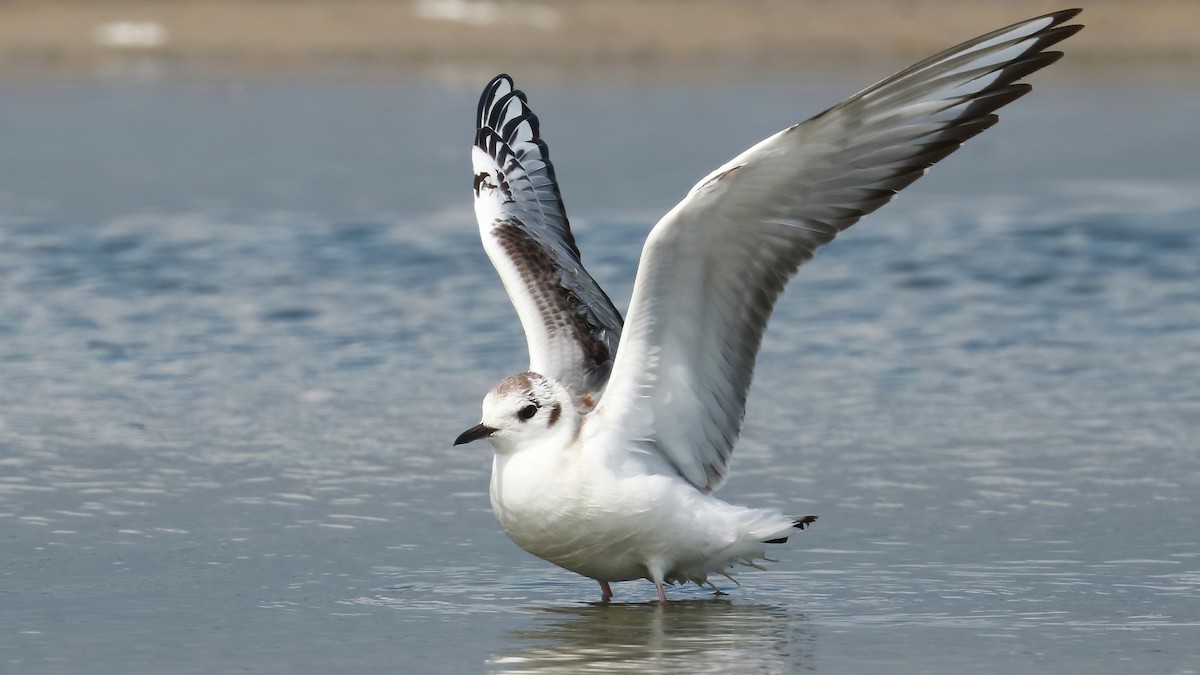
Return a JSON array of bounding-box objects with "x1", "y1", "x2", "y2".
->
[{"x1": 1, "y1": 75, "x2": 1198, "y2": 673}]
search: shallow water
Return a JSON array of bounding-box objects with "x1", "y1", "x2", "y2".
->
[{"x1": 1, "y1": 75, "x2": 1199, "y2": 674}]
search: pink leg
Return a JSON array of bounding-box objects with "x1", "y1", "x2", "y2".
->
[
  {"x1": 647, "y1": 559, "x2": 670, "y2": 604},
  {"x1": 598, "y1": 580, "x2": 613, "y2": 602}
]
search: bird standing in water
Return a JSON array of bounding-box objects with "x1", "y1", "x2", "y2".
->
[{"x1": 455, "y1": 10, "x2": 1082, "y2": 603}]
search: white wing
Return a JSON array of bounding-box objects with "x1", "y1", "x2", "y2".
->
[
  {"x1": 473, "y1": 74, "x2": 623, "y2": 407},
  {"x1": 591, "y1": 10, "x2": 1083, "y2": 491}
]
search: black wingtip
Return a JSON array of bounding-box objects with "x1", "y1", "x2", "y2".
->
[
  {"x1": 477, "y1": 74, "x2": 517, "y2": 131},
  {"x1": 1050, "y1": 8, "x2": 1083, "y2": 24},
  {"x1": 482, "y1": 73, "x2": 514, "y2": 99},
  {"x1": 1025, "y1": 8, "x2": 1082, "y2": 30}
]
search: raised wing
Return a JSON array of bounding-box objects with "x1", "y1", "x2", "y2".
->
[
  {"x1": 592, "y1": 10, "x2": 1083, "y2": 491},
  {"x1": 473, "y1": 74, "x2": 623, "y2": 407}
]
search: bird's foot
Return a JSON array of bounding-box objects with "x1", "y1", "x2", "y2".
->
[
  {"x1": 707, "y1": 582, "x2": 728, "y2": 596},
  {"x1": 598, "y1": 580, "x2": 613, "y2": 602}
]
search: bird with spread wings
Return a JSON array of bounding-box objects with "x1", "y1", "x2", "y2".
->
[{"x1": 458, "y1": 10, "x2": 1083, "y2": 601}]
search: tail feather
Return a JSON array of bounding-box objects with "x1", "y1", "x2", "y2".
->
[
  {"x1": 764, "y1": 514, "x2": 819, "y2": 544},
  {"x1": 793, "y1": 514, "x2": 818, "y2": 530}
]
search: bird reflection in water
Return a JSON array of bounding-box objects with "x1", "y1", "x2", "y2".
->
[{"x1": 489, "y1": 600, "x2": 811, "y2": 673}]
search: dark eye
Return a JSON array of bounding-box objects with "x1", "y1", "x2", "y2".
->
[{"x1": 517, "y1": 404, "x2": 537, "y2": 421}]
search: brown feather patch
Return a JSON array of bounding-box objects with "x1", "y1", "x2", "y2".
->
[{"x1": 492, "y1": 221, "x2": 614, "y2": 392}]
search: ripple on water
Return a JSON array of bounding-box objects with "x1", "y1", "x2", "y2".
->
[{"x1": 1, "y1": 85, "x2": 1199, "y2": 674}]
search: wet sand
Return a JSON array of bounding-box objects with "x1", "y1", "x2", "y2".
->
[{"x1": 0, "y1": 0, "x2": 1195, "y2": 81}]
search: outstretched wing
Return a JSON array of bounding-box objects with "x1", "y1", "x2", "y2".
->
[
  {"x1": 591, "y1": 10, "x2": 1083, "y2": 491},
  {"x1": 473, "y1": 74, "x2": 623, "y2": 407}
]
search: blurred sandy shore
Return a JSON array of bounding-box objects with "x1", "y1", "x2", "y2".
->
[{"x1": 0, "y1": 0, "x2": 1195, "y2": 81}]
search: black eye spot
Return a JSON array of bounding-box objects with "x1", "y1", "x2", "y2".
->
[{"x1": 517, "y1": 404, "x2": 537, "y2": 421}]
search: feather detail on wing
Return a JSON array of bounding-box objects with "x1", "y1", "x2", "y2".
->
[
  {"x1": 473, "y1": 74, "x2": 623, "y2": 408},
  {"x1": 591, "y1": 10, "x2": 1083, "y2": 491}
]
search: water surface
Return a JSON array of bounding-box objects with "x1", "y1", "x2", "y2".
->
[{"x1": 1, "y1": 76, "x2": 1198, "y2": 673}]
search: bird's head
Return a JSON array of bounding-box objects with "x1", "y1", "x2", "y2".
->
[{"x1": 454, "y1": 371, "x2": 578, "y2": 454}]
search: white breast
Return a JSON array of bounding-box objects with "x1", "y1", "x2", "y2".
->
[
  {"x1": 489, "y1": 444, "x2": 766, "y2": 584},
  {"x1": 489, "y1": 447, "x2": 670, "y2": 582}
]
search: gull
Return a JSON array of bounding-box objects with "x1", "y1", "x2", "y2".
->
[{"x1": 454, "y1": 9, "x2": 1082, "y2": 603}]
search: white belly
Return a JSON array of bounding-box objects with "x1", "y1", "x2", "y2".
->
[
  {"x1": 490, "y1": 458, "x2": 652, "y2": 581},
  {"x1": 488, "y1": 450, "x2": 768, "y2": 584}
]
